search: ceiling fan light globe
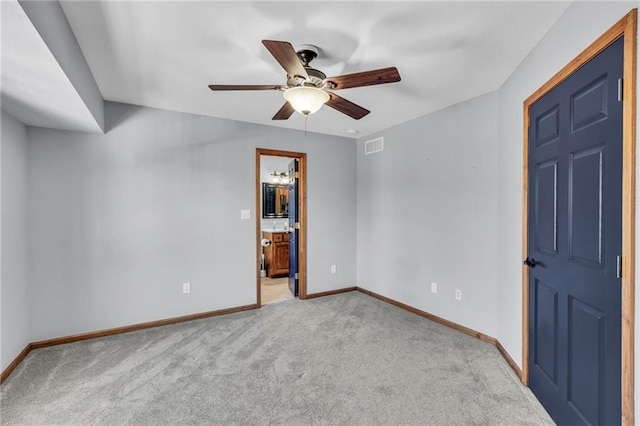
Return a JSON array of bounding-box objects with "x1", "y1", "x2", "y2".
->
[{"x1": 283, "y1": 87, "x2": 329, "y2": 116}]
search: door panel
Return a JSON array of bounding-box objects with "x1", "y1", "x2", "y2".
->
[
  {"x1": 568, "y1": 297, "x2": 604, "y2": 425},
  {"x1": 288, "y1": 159, "x2": 299, "y2": 297},
  {"x1": 535, "y1": 160, "x2": 559, "y2": 254},
  {"x1": 274, "y1": 243, "x2": 289, "y2": 273},
  {"x1": 569, "y1": 146, "x2": 605, "y2": 266},
  {"x1": 536, "y1": 105, "x2": 560, "y2": 147},
  {"x1": 534, "y1": 279, "x2": 558, "y2": 384},
  {"x1": 527, "y1": 37, "x2": 623, "y2": 425},
  {"x1": 570, "y1": 74, "x2": 608, "y2": 133}
]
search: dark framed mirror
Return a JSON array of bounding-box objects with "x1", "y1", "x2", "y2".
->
[{"x1": 262, "y1": 183, "x2": 289, "y2": 218}]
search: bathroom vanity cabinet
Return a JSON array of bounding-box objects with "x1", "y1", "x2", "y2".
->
[{"x1": 262, "y1": 231, "x2": 289, "y2": 278}]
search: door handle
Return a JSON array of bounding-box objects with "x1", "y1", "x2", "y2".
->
[{"x1": 523, "y1": 257, "x2": 537, "y2": 268}]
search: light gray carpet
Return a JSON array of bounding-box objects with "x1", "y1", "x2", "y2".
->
[{"x1": 1, "y1": 291, "x2": 553, "y2": 425}]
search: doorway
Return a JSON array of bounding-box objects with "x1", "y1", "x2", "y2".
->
[
  {"x1": 522, "y1": 9, "x2": 636, "y2": 425},
  {"x1": 255, "y1": 148, "x2": 307, "y2": 307}
]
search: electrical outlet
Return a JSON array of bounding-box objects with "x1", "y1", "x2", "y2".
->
[
  {"x1": 455, "y1": 289, "x2": 462, "y2": 301},
  {"x1": 331, "y1": 265, "x2": 337, "y2": 274},
  {"x1": 183, "y1": 282, "x2": 191, "y2": 294},
  {"x1": 431, "y1": 282, "x2": 437, "y2": 294}
]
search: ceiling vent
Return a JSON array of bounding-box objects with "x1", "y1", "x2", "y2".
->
[{"x1": 364, "y1": 137, "x2": 384, "y2": 155}]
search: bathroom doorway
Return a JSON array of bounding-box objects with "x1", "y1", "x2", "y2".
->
[{"x1": 255, "y1": 148, "x2": 307, "y2": 307}]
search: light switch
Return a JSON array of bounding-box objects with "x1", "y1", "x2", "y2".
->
[{"x1": 240, "y1": 209, "x2": 251, "y2": 220}]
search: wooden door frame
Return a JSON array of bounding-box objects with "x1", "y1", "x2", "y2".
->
[
  {"x1": 521, "y1": 9, "x2": 637, "y2": 425},
  {"x1": 255, "y1": 148, "x2": 307, "y2": 307}
]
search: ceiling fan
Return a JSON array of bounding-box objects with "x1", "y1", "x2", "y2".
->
[{"x1": 208, "y1": 40, "x2": 401, "y2": 121}]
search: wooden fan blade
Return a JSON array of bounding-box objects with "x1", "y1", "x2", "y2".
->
[
  {"x1": 272, "y1": 102, "x2": 295, "y2": 120},
  {"x1": 325, "y1": 67, "x2": 401, "y2": 90},
  {"x1": 262, "y1": 40, "x2": 309, "y2": 80},
  {"x1": 326, "y1": 93, "x2": 370, "y2": 120},
  {"x1": 208, "y1": 84, "x2": 284, "y2": 91}
]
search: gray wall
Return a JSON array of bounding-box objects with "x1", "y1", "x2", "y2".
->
[
  {"x1": 26, "y1": 102, "x2": 356, "y2": 341},
  {"x1": 356, "y1": 92, "x2": 499, "y2": 337},
  {"x1": 495, "y1": 1, "x2": 638, "y2": 369},
  {"x1": 1, "y1": 111, "x2": 30, "y2": 371}
]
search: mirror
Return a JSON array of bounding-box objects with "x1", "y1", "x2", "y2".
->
[{"x1": 262, "y1": 183, "x2": 289, "y2": 218}]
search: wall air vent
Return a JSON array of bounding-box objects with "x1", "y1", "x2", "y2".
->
[{"x1": 364, "y1": 137, "x2": 384, "y2": 155}]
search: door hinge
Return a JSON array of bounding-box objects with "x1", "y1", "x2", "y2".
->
[
  {"x1": 294, "y1": 273, "x2": 299, "y2": 280},
  {"x1": 294, "y1": 222, "x2": 300, "y2": 229},
  {"x1": 294, "y1": 172, "x2": 300, "y2": 179},
  {"x1": 617, "y1": 255, "x2": 623, "y2": 279},
  {"x1": 618, "y1": 78, "x2": 623, "y2": 102}
]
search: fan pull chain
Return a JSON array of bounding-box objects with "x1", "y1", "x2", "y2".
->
[{"x1": 304, "y1": 115, "x2": 308, "y2": 136}]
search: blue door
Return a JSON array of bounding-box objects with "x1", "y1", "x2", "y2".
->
[
  {"x1": 527, "y1": 38, "x2": 623, "y2": 425},
  {"x1": 288, "y1": 159, "x2": 299, "y2": 297}
]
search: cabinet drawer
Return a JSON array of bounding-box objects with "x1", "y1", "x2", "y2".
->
[{"x1": 272, "y1": 232, "x2": 285, "y2": 242}]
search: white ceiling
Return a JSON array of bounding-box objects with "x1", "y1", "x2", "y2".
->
[{"x1": 3, "y1": 1, "x2": 572, "y2": 138}]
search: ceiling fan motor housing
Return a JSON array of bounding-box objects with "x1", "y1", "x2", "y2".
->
[
  {"x1": 283, "y1": 45, "x2": 327, "y2": 88},
  {"x1": 287, "y1": 67, "x2": 326, "y2": 88}
]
